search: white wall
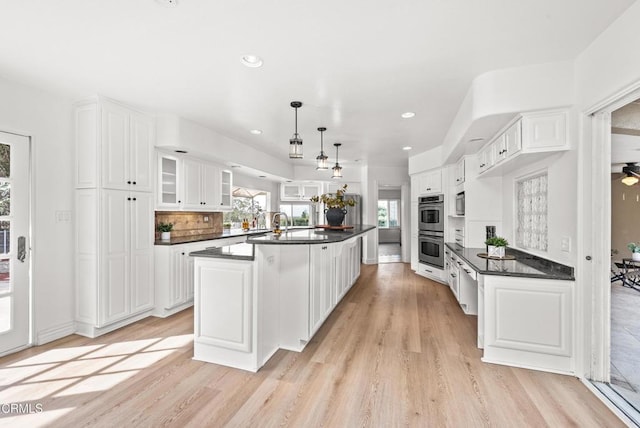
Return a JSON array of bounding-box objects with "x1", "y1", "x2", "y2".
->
[
  {"x1": 0, "y1": 76, "x2": 75, "y2": 344},
  {"x1": 500, "y1": 150, "x2": 577, "y2": 266}
]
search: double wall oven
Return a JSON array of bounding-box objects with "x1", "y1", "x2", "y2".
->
[{"x1": 418, "y1": 195, "x2": 445, "y2": 269}]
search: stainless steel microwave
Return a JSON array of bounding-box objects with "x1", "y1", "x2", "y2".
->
[{"x1": 455, "y1": 191, "x2": 465, "y2": 216}]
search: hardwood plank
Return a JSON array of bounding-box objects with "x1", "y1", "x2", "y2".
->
[{"x1": 0, "y1": 263, "x2": 624, "y2": 427}]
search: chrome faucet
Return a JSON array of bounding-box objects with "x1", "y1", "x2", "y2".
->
[{"x1": 272, "y1": 212, "x2": 290, "y2": 233}]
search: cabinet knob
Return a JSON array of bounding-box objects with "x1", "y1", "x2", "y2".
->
[
  {"x1": 127, "y1": 180, "x2": 131, "y2": 184},
  {"x1": 133, "y1": 181, "x2": 137, "y2": 185},
  {"x1": 127, "y1": 197, "x2": 131, "y2": 201},
  {"x1": 182, "y1": 252, "x2": 185, "y2": 255},
  {"x1": 480, "y1": 163, "x2": 485, "y2": 167},
  {"x1": 178, "y1": 200, "x2": 181, "y2": 204},
  {"x1": 133, "y1": 197, "x2": 137, "y2": 201}
]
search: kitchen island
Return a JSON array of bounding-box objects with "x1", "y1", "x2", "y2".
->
[
  {"x1": 445, "y1": 243, "x2": 576, "y2": 375},
  {"x1": 190, "y1": 225, "x2": 376, "y2": 372}
]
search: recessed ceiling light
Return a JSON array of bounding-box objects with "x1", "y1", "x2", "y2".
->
[
  {"x1": 469, "y1": 137, "x2": 484, "y2": 142},
  {"x1": 401, "y1": 112, "x2": 416, "y2": 119},
  {"x1": 175, "y1": 149, "x2": 187, "y2": 153},
  {"x1": 155, "y1": 0, "x2": 178, "y2": 7},
  {"x1": 258, "y1": 175, "x2": 267, "y2": 178},
  {"x1": 231, "y1": 165, "x2": 241, "y2": 168},
  {"x1": 241, "y1": 55, "x2": 263, "y2": 68},
  {"x1": 249, "y1": 129, "x2": 262, "y2": 135},
  {"x1": 402, "y1": 146, "x2": 412, "y2": 151}
]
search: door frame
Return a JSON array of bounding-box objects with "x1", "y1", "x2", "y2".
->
[
  {"x1": 581, "y1": 80, "x2": 640, "y2": 382},
  {"x1": 0, "y1": 129, "x2": 34, "y2": 356}
]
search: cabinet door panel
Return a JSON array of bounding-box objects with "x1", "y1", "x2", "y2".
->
[
  {"x1": 219, "y1": 169, "x2": 232, "y2": 209},
  {"x1": 183, "y1": 159, "x2": 203, "y2": 208},
  {"x1": 201, "y1": 163, "x2": 218, "y2": 208},
  {"x1": 129, "y1": 112, "x2": 154, "y2": 192},
  {"x1": 101, "y1": 103, "x2": 130, "y2": 190},
  {"x1": 504, "y1": 121, "x2": 522, "y2": 158},
  {"x1": 130, "y1": 192, "x2": 154, "y2": 313},
  {"x1": 100, "y1": 190, "x2": 129, "y2": 324}
]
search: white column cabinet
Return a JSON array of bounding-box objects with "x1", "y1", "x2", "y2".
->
[
  {"x1": 280, "y1": 182, "x2": 322, "y2": 201},
  {"x1": 75, "y1": 97, "x2": 155, "y2": 338},
  {"x1": 100, "y1": 101, "x2": 154, "y2": 193}
]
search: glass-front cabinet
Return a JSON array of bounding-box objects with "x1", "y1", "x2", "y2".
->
[
  {"x1": 220, "y1": 169, "x2": 232, "y2": 209},
  {"x1": 158, "y1": 153, "x2": 180, "y2": 209}
]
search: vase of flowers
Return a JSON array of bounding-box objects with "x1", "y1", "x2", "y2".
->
[{"x1": 310, "y1": 184, "x2": 357, "y2": 227}]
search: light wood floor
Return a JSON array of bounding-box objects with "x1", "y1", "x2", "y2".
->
[{"x1": 0, "y1": 263, "x2": 624, "y2": 427}]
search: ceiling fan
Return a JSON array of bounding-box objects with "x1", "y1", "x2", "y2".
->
[{"x1": 618, "y1": 162, "x2": 640, "y2": 186}]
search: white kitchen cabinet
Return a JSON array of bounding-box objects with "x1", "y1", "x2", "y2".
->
[
  {"x1": 454, "y1": 157, "x2": 465, "y2": 185},
  {"x1": 75, "y1": 98, "x2": 156, "y2": 338},
  {"x1": 521, "y1": 110, "x2": 568, "y2": 152},
  {"x1": 154, "y1": 236, "x2": 247, "y2": 318},
  {"x1": 280, "y1": 182, "x2": 322, "y2": 201},
  {"x1": 478, "y1": 110, "x2": 568, "y2": 176},
  {"x1": 278, "y1": 236, "x2": 365, "y2": 352},
  {"x1": 414, "y1": 169, "x2": 442, "y2": 196},
  {"x1": 478, "y1": 144, "x2": 495, "y2": 174},
  {"x1": 182, "y1": 158, "x2": 232, "y2": 211},
  {"x1": 482, "y1": 275, "x2": 575, "y2": 374},
  {"x1": 100, "y1": 100, "x2": 154, "y2": 193},
  {"x1": 310, "y1": 244, "x2": 335, "y2": 337},
  {"x1": 157, "y1": 152, "x2": 180, "y2": 208},
  {"x1": 219, "y1": 169, "x2": 233, "y2": 209}
]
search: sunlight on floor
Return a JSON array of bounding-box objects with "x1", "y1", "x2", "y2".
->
[{"x1": 0, "y1": 334, "x2": 193, "y2": 427}]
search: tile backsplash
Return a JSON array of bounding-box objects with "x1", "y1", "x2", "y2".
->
[{"x1": 155, "y1": 211, "x2": 222, "y2": 239}]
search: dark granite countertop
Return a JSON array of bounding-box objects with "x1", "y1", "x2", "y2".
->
[
  {"x1": 154, "y1": 229, "x2": 269, "y2": 246},
  {"x1": 246, "y1": 225, "x2": 376, "y2": 245},
  {"x1": 190, "y1": 242, "x2": 255, "y2": 261},
  {"x1": 445, "y1": 243, "x2": 575, "y2": 281}
]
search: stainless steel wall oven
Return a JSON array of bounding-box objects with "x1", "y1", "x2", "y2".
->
[{"x1": 417, "y1": 194, "x2": 445, "y2": 269}]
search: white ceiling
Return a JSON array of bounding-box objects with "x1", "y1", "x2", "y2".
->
[{"x1": 0, "y1": 0, "x2": 635, "y2": 169}]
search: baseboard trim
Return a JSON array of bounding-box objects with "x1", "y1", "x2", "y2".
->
[
  {"x1": 75, "y1": 310, "x2": 153, "y2": 338},
  {"x1": 36, "y1": 321, "x2": 76, "y2": 345},
  {"x1": 364, "y1": 258, "x2": 378, "y2": 264}
]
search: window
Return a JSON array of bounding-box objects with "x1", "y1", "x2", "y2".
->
[
  {"x1": 223, "y1": 188, "x2": 268, "y2": 228},
  {"x1": 516, "y1": 173, "x2": 548, "y2": 251},
  {"x1": 378, "y1": 199, "x2": 400, "y2": 228},
  {"x1": 279, "y1": 203, "x2": 311, "y2": 226}
]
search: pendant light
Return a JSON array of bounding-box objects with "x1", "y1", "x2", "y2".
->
[
  {"x1": 332, "y1": 143, "x2": 343, "y2": 179},
  {"x1": 289, "y1": 101, "x2": 303, "y2": 159},
  {"x1": 316, "y1": 127, "x2": 329, "y2": 170}
]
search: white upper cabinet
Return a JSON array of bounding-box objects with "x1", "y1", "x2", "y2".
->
[
  {"x1": 219, "y1": 169, "x2": 233, "y2": 210},
  {"x1": 414, "y1": 169, "x2": 442, "y2": 196},
  {"x1": 477, "y1": 110, "x2": 568, "y2": 176},
  {"x1": 521, "y1": 110, "x2": 568, "y2": 152},
  {"x1": 100, "y1": 101, "x2": 153, "y2": 192},
  {"x1": 454, "y1": 157, "x2": 465, "y2": 185},
  {"x1": 157, "y1": 153, "x2": 180, "y2": 208},
  {"x1": 280, "y1": 182, "x2": 322, "y2": 201},
  {"x1": 157, "y1": 153, "x2": 233, "y2": 211}
]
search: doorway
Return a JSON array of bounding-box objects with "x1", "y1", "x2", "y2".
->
[
  {"x1": 378, "y1": 186, "x2": 402, "y2": 263},
  {"x1": 608, "y1": 99, "x2": 640, "y2": 412},
  {"x1": 0, "y1": 131, "x2": 31, "y2": 356}
]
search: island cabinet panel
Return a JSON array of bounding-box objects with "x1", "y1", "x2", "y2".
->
[
  {"x1": 482, "y1": 275, "x2": 575, "y2": 374},
  {"x1": 195, "y1": 261, "x2": 253, "y2": 352},
  {"x1": 309, "y1": 244, "x2": 335, "y2": 337}
]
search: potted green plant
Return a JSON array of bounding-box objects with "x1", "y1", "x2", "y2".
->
[
  {"x1": 628, "y1": 242, "x2": 640, "y2": 261},
  {"x1": 485, "y1": 236, "x2": 508, "y2": 258},
  {"x1": 310, "y1": 184, "x2": 357, "y2": 226},
  {"x1": 223, "y1": 222, "x2": 232, "y2": 231},
  {"x1": 157, "y1": 222, "x2": 174, "y2": 240}
]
